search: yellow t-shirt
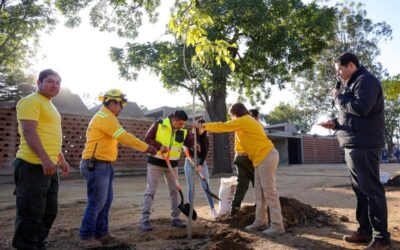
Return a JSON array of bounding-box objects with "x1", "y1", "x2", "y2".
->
[
  {"x1": 82, "y1": 106, "x2": 149, "y2": 162},
  {"x1": 16, "y1": 92, "x2": 62, "y2": 164},
  {"x1": 203, "y1": 115, "x2": 274, "y2": 167}
]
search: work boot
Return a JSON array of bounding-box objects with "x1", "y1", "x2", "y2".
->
[
  {"x1": 263, "y1": 225, "x2": 285, "y2": 236},
  {"x1": 343, "y1": 231, "x2": 372, "y2": 243},
  {"x1": 210, "y1": 208, "x2": 218, "y2": 219},
  {"x1": 230, "y1": 206, "x2": 240, "y2": 216},
  {"x1": 245, "y1": 221, "x2": 267, "y2": 232},
  {"x1": 97, "y1": 234, "x2": 119, "y2": 246},
  {"x1": 140, "y1": 220, "x2": 153, "y2": 232},
  {"x1": 171, "y1": 218, "x2": 186, "y2": 228},
  {"x1": 364, "y1": 240, "x2": 392, "y2": 250},
  {"x1": 79, "y1": 237, "x2": 102, "y2": 249}
]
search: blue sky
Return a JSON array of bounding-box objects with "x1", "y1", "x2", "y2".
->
[
  {"x1": 36, "y1": 0, "x2": 400, "y2": 117},
  {"x1": 357, "y1": 0, "x2": 399, "y2": 75}
]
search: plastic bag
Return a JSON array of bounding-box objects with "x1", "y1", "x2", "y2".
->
[
  {"x1": 380, "y1": 171, "x2": 391, "y2": 184},
  {"x1": 217, "y1": 176, "x2": 237, "y2": 216}
]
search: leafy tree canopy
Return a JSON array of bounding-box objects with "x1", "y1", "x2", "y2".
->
[
  {"x1": 0, "y1": 0, "x2": 57, "y2": 103},
  {"x1": 292, "y1": 0, "x2": 392, "y2": 119},
  {"x1": 263, "y1": 102, "x2": 317, "y2": 134},
  {"x1": 110, "y1": 0, "x2": 336, "y2": 108},
  {"x1": 382, "y1": 75, "x2": 400, "y2": 155},
  {"x1": 382, "y1": 74, "x2": 400, "y2": 101},
  {"x1": 55, "y1": 0, "x2": 160, "y2": 38},
  {"x1": 57, "y1": 0, "x2": 336, "y2": 173}
]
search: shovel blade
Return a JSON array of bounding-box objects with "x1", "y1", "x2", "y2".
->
[
  {"x1": 199, "y1": 177, "x2": 221, "y2": 201},
  {"x1": 178, "y1": 203, "x2": 197, "y2": 221},
  {"x1": 206, "y1": 189, "x2": 221, "y2": 201}
]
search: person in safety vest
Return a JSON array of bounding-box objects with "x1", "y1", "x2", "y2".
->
[
  {"x1": 79, "y1": 89, "x2": 157, "y2": 249},
  {"x1": 139, "y1": 110, "x2": 193, "y2": 232}
]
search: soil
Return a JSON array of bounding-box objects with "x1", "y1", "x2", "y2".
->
[
  {"x1": 0, "y1": 164, "x2": 399, "y2": 250},
  {"x1": 386, "y1": 175, "x2": 400, "y2": 187}
]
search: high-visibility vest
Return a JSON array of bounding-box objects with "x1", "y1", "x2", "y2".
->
[{"x1": 154, "y1": 117, "x2": 187, "y2": 160}]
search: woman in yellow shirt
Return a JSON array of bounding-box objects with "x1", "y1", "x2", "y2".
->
[{"x1": 193, "y1": 103, "x2": 284, "y2": 236}]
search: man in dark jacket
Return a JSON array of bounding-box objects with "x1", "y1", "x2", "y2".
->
[{"x1": 320, "y1": 52, "x2": 391, "y2": 250}]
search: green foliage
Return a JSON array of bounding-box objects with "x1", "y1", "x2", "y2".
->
[
  {"x1": 292, "y1": 0, "x2": 392, "y2": 118},
  {"x1": 263, "y1": 102, "x2": 317, "y2": 133},
  {"x1": 0, "y1": 0, "x2": 56, "y2": 103},
  {"x1": 55, "y1": 0, "x2": 160, "y2": 38},
  {"x1": 168, "y1": 0, "x2": 237, "y2": 71},
  {"x1": 110, "y1": 0, "x2": 336, "y2": 110},
  {"x1": 382, "y1": 74, "x2": 400, "y2": 101},
  {"x1": 382, "y1": 74, "x2": 400, "y2": 154}
]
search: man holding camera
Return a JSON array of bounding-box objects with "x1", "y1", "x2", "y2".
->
[
  {"x1": 79, "y1": 89, "x2": 156, "y2": 248},
  {"x1": 320, "y1": 52, "x2": 391, "y2": 250}
]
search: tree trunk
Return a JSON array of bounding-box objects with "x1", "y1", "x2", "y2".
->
[
  {"x1": 385, "y1": 130, "x2": 394, "y2": 157},
  {"x1": 207, "y1": 69, "x2": 232, "y2": 174}
]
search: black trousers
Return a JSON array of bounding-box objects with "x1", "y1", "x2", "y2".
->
[
  {"x1": 344, "y1": 147, "x2": 390, "y2": 242},
  {"x1": 12, "y1": 158, "x2": 59, "y2": 250},
  {"x1": 231, "y1": 155, "x2": 254, "y2": 209}
]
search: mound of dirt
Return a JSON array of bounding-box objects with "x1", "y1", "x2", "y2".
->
[
  {"x1": 386, "y1": 175, "x2": 400, "y2": 187},
  {"x1": 207, "y1": 229, "x2": 255, "y2": 250},
  {"x1": 218, "y1": 197, "x2": 334, "y2": 229}
]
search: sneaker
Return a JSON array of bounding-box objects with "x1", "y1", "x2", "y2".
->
[
  {"x1": 171, "y1": 218, "x2": 186, "y2": 228},
  {"x1": 140, "y1": 220, "x2": 153, "y2": 232},
  {"x1": 263, "y1": 226, "x2": 285, "y2": 236},
  {"x1": 245, "y1": 221, "x2": 267, "y2": 232},
  {"x1": 365, "y1": 240, "x2": 392, "y2": 250},
  {"x1": 343, "y1": 231, "x2": 372, "y2": 243},
  {"x1": 210, "y1": 208, "x2": 219, "y2": 219},
  {"x1": 79, "y1": 237, "x2": 102, "y2": 249},
  {"x1": 97, "y1": 234, "x2": 119, "y2": 246}
]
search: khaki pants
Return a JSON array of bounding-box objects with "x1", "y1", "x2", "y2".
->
[
  {"x1": 141, "y1": 164, "x2": 180, "y2": 223},
  {"x1": 254, "y1": 148, "x2": 283, "y2": 228}
]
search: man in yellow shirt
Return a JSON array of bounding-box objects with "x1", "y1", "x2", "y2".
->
[
  {"x1": 193, "y1": 103, "x2": 285, "y2": 236},
  {"x1": 78, "y1": 89, "x2": 156, "y2": 249},
  {"x1": 13, "y1": 69, "x2": 70, "y2": 249}
]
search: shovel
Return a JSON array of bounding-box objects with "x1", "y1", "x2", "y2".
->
[
  {"x1": 161, "y1": 151, "x2": 197, "y2": 221},
  {"x1": 183, "y1": 148, "x2": 221, "y2": 201}
]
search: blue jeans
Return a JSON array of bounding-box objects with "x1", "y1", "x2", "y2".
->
[
  {"x1": 184, "y1": 158, "x2": 214, "y2": 209},
  {"x1": 79, "y1": 160, "x2": 114, "y2": 240}
]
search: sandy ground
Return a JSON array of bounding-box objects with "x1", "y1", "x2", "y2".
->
[{"x1": 0, "y1": 163, "x2": 399, "y2": 249}]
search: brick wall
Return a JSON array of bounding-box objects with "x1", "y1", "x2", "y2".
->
[
  {"x1": 0, "y1": 108, "x2": 19, "y2": 173},
  {"x1": 303, "y1": 135, "x2": 343, "y2": 164}
]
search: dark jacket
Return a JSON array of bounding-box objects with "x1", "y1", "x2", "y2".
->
[
  {"x1": 334, "y1": 66, "x2": 385, "y2": 148},
  {"x1": 188, "y1": 131, "x2": 209, "y2": 166}
]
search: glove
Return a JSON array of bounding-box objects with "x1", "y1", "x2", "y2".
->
[
  {"x1": 145, "y1": 145, "x2": 157, "y2": 155},
  {"x1": 159, "y1": 145, "x2": 169, "y2": 153}
]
